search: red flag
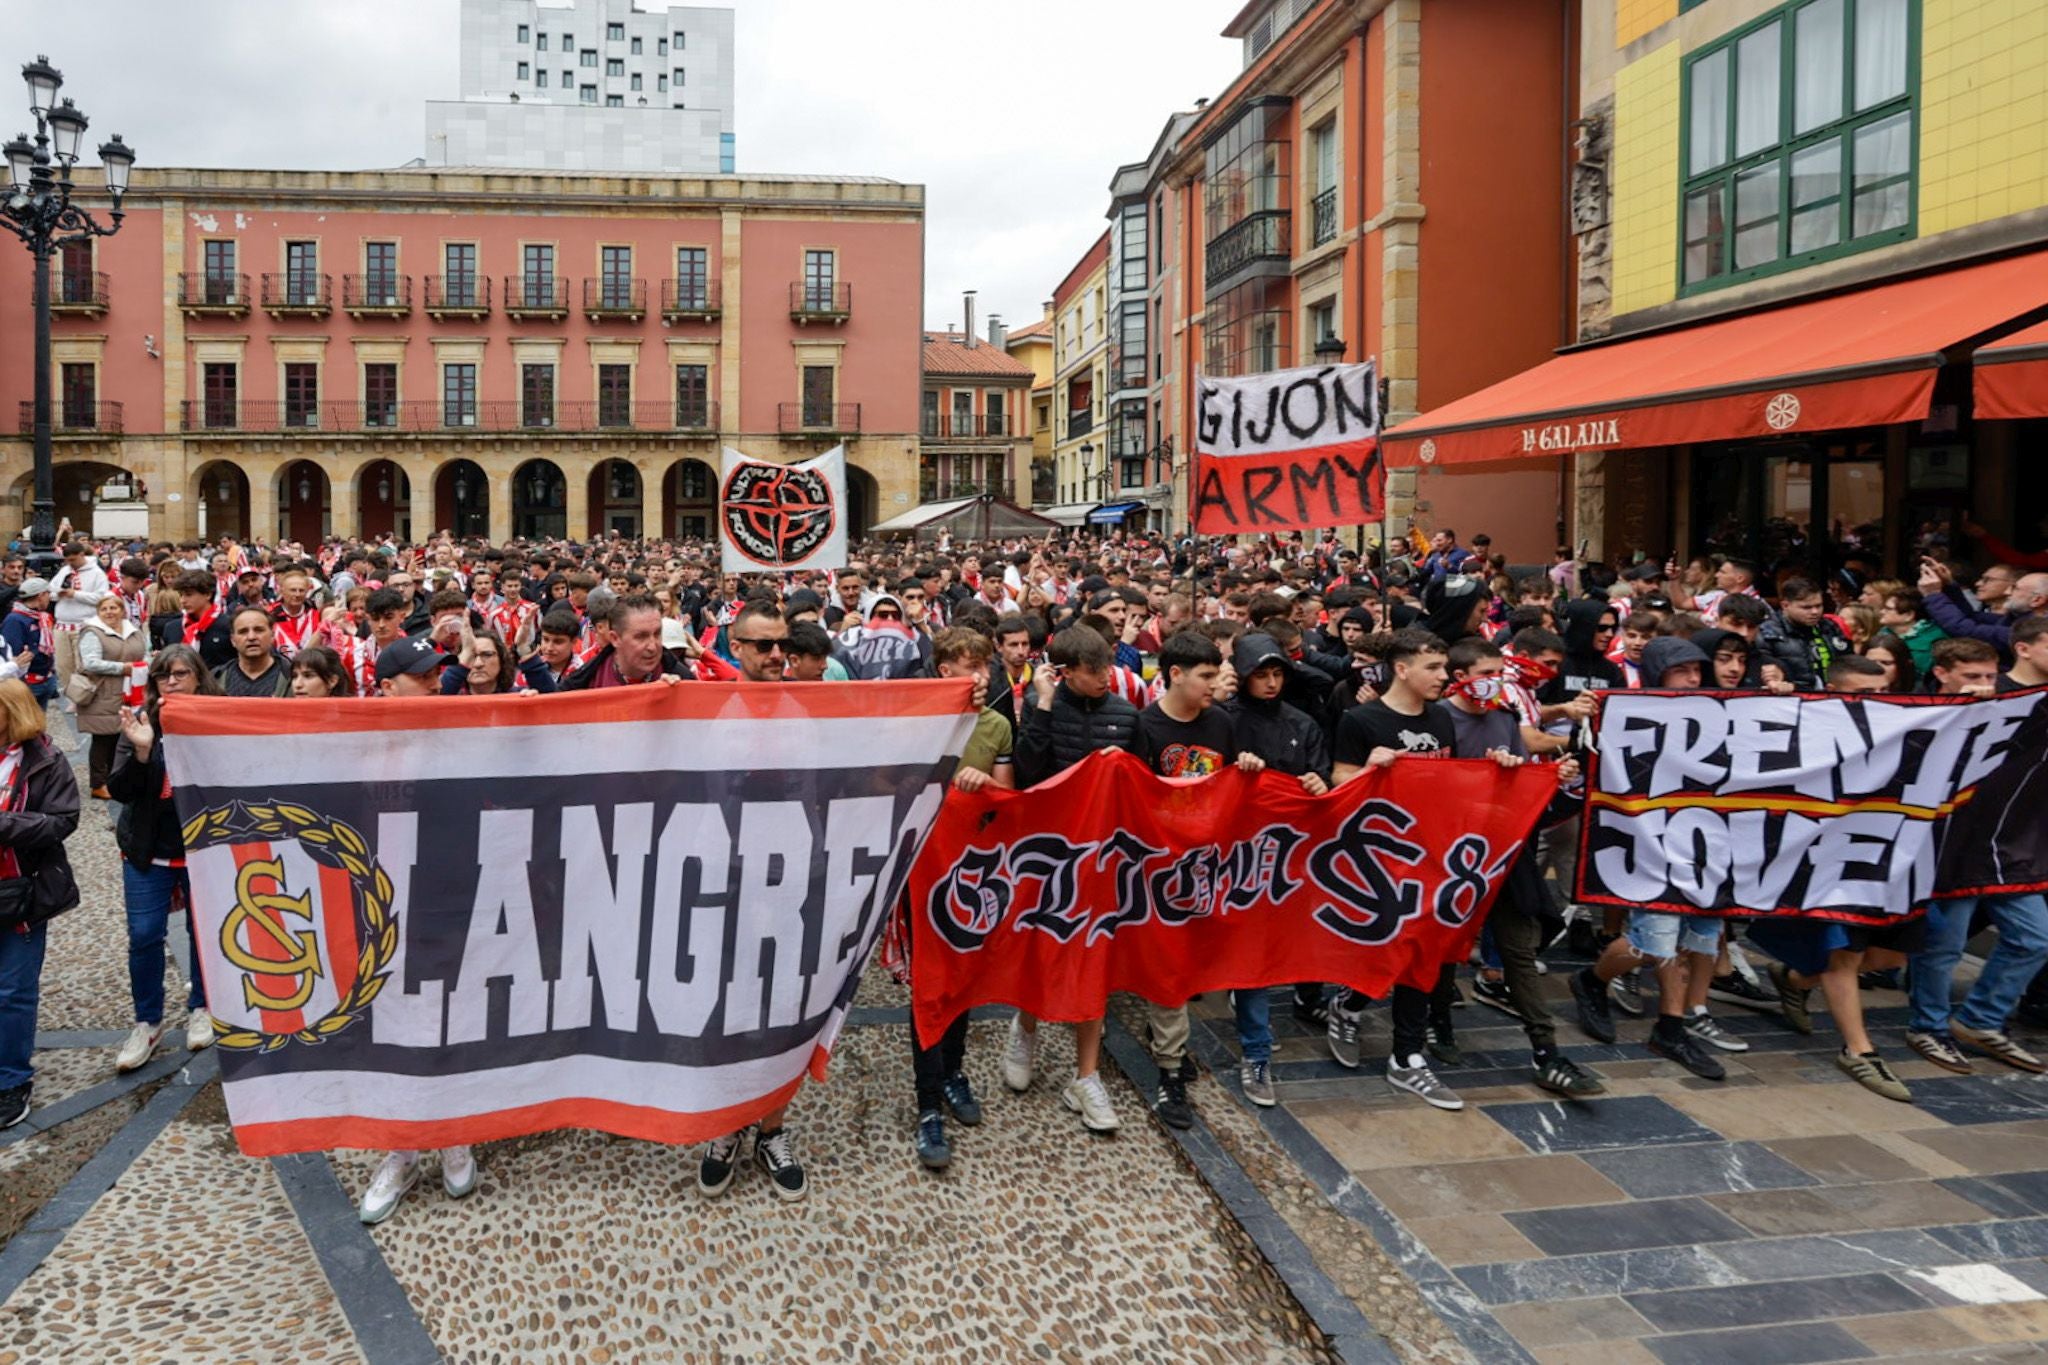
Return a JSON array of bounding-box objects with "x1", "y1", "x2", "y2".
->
[{"x1": 908, "y1": 749, "x2": 1554, "y2": 1046}]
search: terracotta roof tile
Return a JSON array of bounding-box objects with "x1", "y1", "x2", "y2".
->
[{"x1": 922, "y1": 329, "x2": 1034, "y2": 378}]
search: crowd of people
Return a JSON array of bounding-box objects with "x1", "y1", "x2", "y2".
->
[{"x1": 0, "y1": 516, "x2": 2042, "y2": 1226}]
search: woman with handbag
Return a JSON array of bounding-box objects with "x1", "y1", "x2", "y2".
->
[
  {"x1": 107, "y1": 644, "x2": 222, "y2": 1070},
  {"x1": 75, "y1": 592, "x2": 147, "y2": 798},
  {"x1": 0, "y1": 676, "x2": 84, "y2": 1128}
]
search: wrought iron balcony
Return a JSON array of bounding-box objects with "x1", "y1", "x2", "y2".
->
[
  {"x1": 178, "y1": 272, "x2": 249, "y2": 315},
  {"x1": 342, "y1": 274, "x2": 413, "y2": 315},
  {"x1": 1205, "y1": 210, "x2": 1292, "y2": 287},
  {"x1": 583, "y1": 278, "x2": 647, "y2": 321},
  {"x1": 261, "y1": 273, "x2": 332, "y2": 316},
  {"x1": 50, "y1": 270, "x2": 108, "y2": 314},
  {"x1": 778, "y1": 401, "x2": 861, "y2": 435},
  {"x1": 1065, "y1": 408, "x2": 1095, "y2": 440},
  {"x1": 18, "y1": 400, "x2": 122, "y2": 434},
  {"x1": 661, "y1": 277, "x2": 721, "y2": 321},
  {"x1": 790, "y1": 281, "x2": 851, "y2": 324},
  {"x1": 504, "y1": 275, "x2": 571, "y2": 319},
  {"x1": 425, "y1": 274, "x2": 491, "y2": 318},
  {"x1": 1311, "y1": 186, "x2": 1338, "y2": 247},
  {"x1": 178, "y1": 398, "x2": 719, "y2": 435},
  {"x1": 921, "y1": 413, "x2": 1010, "y2": 439}
]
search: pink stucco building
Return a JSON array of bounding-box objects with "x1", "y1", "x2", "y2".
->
[{"x1": 0, "y1": 165, "x2": 925, "y2": 544}]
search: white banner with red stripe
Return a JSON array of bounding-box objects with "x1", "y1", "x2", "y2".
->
[{"x1": 159, "y1": 682, "x2": 975, "y2": 1156}]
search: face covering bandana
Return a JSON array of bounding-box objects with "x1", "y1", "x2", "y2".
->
[{"x1": 1449, "y1": 675, "x2": 1513, "y2": 710}]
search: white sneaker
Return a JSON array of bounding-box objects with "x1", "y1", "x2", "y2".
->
[
  {"x1": 358, "y1": 1151, "x2": 422, "y2": 1225},
  {"x1": 1387, "y1": 1058, "x2": 1466, "y2": 1112},
  {"x1": 1001, "y1": 1014, "x2": 1036, "y2": 1092},
  {"x1": 440, "y1": 1145, "x2": 477, "y2": 1199},
  {"x1": 115, "y1": 1019, "x2": 169, "y2": 1073},
  {"x1": 185, "y1": 1009, "x2": 215, "y2": 1052},
  {"x1": 1062, "y1": 1072, "x2": 1121, "y2": 1133}
]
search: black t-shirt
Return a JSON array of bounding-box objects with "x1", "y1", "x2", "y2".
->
[
  {"x1": 1133, "y1": 702, "x2": 1236, "y2": 778},
  {"x1": 1333, "y1": 698, "x2": 1456, "y2": 768}
]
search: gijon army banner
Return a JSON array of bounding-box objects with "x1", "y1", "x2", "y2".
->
[
  {"x1": 907, "y1": 750, "x2": 1557, "y2": 1047},
  {"x1": 1191, "y1": 361, "x2": 1383, "y2": 536},
  {"x1": 159, "y1": 682, "x2": 974, "y2": 1157},
  {"x1": 1575, "y1": 687, "x2": 2048, "y2": 924}
]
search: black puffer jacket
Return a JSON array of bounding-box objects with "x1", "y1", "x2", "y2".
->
[
  {"x1": 1015, "y1": 681, "x2": 1138, "y2": 788},
  {"x1": 0, "y1": 735, "x2": 80, "y2": 926},
  {"x1": 108, "y1": 720, "x2": 184, "y2": 865},
  {"x1": 1224, "y1": 634, "x2": 1331, "y2": 779}
]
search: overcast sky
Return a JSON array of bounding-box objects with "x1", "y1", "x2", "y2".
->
[{"x1": 0, "y1": 0, "x2": 1243, "y2": 336}]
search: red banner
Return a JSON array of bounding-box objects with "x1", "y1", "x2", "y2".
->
[{"x1": 908, "y1": 750, "x2": 1556, "y2": 1047}]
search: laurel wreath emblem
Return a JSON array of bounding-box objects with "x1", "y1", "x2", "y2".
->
[{"x1": 180, "y1": 801, "x2": 398, "y2": 1052}]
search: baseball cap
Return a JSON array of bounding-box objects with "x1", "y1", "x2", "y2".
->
[
  {"x1": 374, "y1": 634, "x2": 447, "y2": 683},
  {"x1": 18, "y1": 577, "x2": 50, "y2": 597}
]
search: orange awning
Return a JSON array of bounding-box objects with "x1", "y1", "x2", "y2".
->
[
  {"x1": 1975, "y1": 318, "x2": 2048, "y2": 422},
  {"x1": 1384, "y1": 249, "x2": 2048, "y2": 469}
]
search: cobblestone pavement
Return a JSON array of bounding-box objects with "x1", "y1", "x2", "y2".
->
[{"x1": 1185, "y1": 950, "x2": 2048, "y2": 1363}]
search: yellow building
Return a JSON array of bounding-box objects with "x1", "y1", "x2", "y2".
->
[
  {"x1": 1387, "y1": 0, "x2": 2048, "y2": 574},
  {"x1": 1003, "y1": 308, "x2": 1055, "y2": 505},
  {"x1": 1041, "y1": 231, "x2": 1110, "y2": 527}
]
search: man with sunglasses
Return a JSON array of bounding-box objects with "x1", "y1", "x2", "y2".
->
[
  {"x1": 698, "y1": 599, "x2": 812, "y2": 1203},
  {"x1": 832, "y1": 593, "x2": 927, "y2": 681}
]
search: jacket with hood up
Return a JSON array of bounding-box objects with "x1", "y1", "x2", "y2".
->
[
  {"x1": 1538, "y1": 599, "x2": 1625, "y2": 703},
  {"x1": 1224, "y1": 634, "x2": 1331, "y2": 779},
  {"x1": 832, "y1": 594, "x2": 930, "y2": 681}
]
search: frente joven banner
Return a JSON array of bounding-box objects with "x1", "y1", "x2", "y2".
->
[
  {"x1": 159, "y1": 682, "x2": 973, "y2": 1157},
  {"x1": 1575, "y1": 687, "x2": 2048, "y2": 924},
  {"x1": 720, "y1": 444, "x2": 849, "y2": 575},
  {"x1": 908, "y1": 749, "x2": 1557, "y2": 1047},
  {"x1": 1191, "y1": 360, "x2": 1383, "y2": 536}
]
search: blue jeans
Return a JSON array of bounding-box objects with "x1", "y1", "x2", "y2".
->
[
  {"x1": 124, "y1": 862, "x2": 205, "y2": 1026},
  {"x1": 1910, "y1": 894, "x2": 2048, "y2": 1035},
  {"x1": 1, "y1": 921, "x2": 48, "y2": 1089},
  {"x1": 1235, "y1": 987, "x2": 1273, "y2": 1065}
]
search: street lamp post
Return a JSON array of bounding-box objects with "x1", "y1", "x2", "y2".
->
[{"x1": 0, "y1": 55, "x2": 135, "y2": 573}]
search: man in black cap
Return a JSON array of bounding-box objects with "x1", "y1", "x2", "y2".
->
[{"x1": 375, "y1": 634, "x2": 448, "y2": 697}]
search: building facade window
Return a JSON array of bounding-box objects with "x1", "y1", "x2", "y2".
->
[
  {"x1": 657, "y1": 37, "x2": 668, "y2": 55},
  {"x1": 1204, "y1": 277, "x2": 1290, "y2": 378},
  {"x1": 536, "y1": 70, "x2": 548, "y2": 88},
  {"x1": 1681, "y1": 0, "x2": 1914, "y2": 291},
  {"x1": 284, "y1": 362, "x2": 319, "y2": 428},
  {"x1": 605, "y1": 94, "x2": 624, "y2": 106},
  {"x1": 630, "y1": 73, "x2": 642, "y2": 90},
  {"x1": 802, "y1": 249, "x2": 835, "y2": 310},
  {"x1": 801, "y1": 365, "x2": 835, "y2": 426},
  {"x1": 580, "y1": 48, "x2": 595, "y2": 66},
  {"x1": 443, "y1": 363, "x2": 478, "y2": 427},
  {"x1": 536, "y1": 32, "x2": 547, "y2": 50},
  {"x1": 202, "y1": 362, "x2": 237, "y2": 428},
  {"x1": 1309, "y1": 119, "x2": 1339, "y2": 246},
  {"x1": 675, "y1": 364, "x2": 709, "y2": 427},
  {"x1": 601, "y1": 245, "x2": 633, "y2": 307},
  {"x1": 562, "y1": 69, "x2": 573, "y2": 87},
  {"x1": 657, "y1": 74, "x2": 667, "y2": 91},
  {"x1": 598, "y1": 364, "x2": 633, "y2": 426},
  {"x1": 59, "y1": 362, "x2": 93, "y2": 427},
  {"x1": 630, "y1": 36, "x2": 642, "y2": 53},
  {"x1": 921, "y1": 389, "x2": 940, "y2": 436},
  {"x1": 443, "y1": 242, "x2": 478, "y2": 306},
  {"x1": 561, "y1": 32, "x2": 572, "y2": 48},
  {"x1": 285, "y1": 240, "x2": 318, "y2": 302},
  {"x1": 517, "y1": 61, "x2": 530, "y2": 80},
  {"x1": 952, "y1": 389, "x2": 974, "y2": 433},
  {"x1": 1120, "y1": 201, "x2": 1148, "y2": 292},
  {"x1": 363, "y1": 363, "x2": 398, "y2": 428},
  {"x1": 1203, "y1": 101, "x2": 1291, "y2": 291},
  {"x1": 986, "y1": 389, "x2": 1006, "y2": 436},
  {"x1": 57, "y1": 238, "x2": 91, "y2": 303},
  {"x1": 607, "y1": 22, "x2": 625, "y2": 41},
  {"x1": 673, "y1": 67, "x2": 686, "y2": 86},
  {"x1": 607, "y1": 57, "x2": 624, "y2": 76},
  {"x1": 517, "y1": 23, "x2": 530, "y2": 42},
  {"x1": 521, "y1": 363, "x2": 555, "y2": 427},
  {"x1": 1309, "y1": 299, "x2": 1337, "y2": 346},
  {"x1": 673, "y1": 30, "x2": 685, "y2": 49},
  {"x1": 675, "y1": 246, "x2": 708, "y2": 308},
  {"x1": 202, "y1": 240, "x2": 238, "y2": 304},
  {"x1": 523, "y1": 243, "x2": 555, "y2": 296},
  {"x1": 580, "y1": 85, "x2": 597, "y2": 104}
]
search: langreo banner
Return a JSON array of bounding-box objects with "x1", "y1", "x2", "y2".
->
[
  {"x1": 1191, "y1": 361, "x2": 1383, "y2": 536},
  {"x1": 1575, "y1": 687, "x2": 2048, "y2": 923},
  {"x1": 160, "y1": 683, "x2": 973, "y2": 1156},
  {"x1": 907, "y1": 750, "x2": 1557, "y2": 1047}
]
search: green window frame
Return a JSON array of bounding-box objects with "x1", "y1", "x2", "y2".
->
[{"x1": 1678, "y1": 0, "x2": 1916, "y2": 295}]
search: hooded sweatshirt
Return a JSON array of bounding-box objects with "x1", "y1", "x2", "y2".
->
[
  {"x1": 1639, "y1": 635, "x2": 1710, "y2": 689},
  {"x1": 1537, "y1": 599, "x2": 1624, "y2": 704},
  {"x1": 1223, "y1": 633, "x2": 1331, "y2": 779}
]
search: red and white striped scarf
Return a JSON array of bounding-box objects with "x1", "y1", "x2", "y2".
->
[
  {"x1": 181, "y1": 603, "x2": 220, "y2": 648},
  {"x1": 272, "y1": 607, "x2": 320, "y2": 658}
]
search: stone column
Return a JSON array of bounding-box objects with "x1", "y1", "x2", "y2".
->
[
  {"x1": 408, "y1": 457, "x2": 435, "y2": 542},
  {"x1": 638, "y1": 456, "x2": 663, "y2": 539},
  {"x1": 563, "y1": 459, "x2": 589, "y2": 541}
]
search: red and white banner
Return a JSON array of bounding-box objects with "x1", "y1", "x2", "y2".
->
[
  {"x1": 908, "y1": 749, "x2": 1555, "y2": 1047},
  {"x1": 159, "y1": 682, "x2": 974, "y2": 1156},
  {"x1": 1191, "y1": 361, "x2": 1383, "y2": 535}
]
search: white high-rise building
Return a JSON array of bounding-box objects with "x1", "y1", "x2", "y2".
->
[{"x1": 426, "y1": 0, "x2": 735, "y2": 173}]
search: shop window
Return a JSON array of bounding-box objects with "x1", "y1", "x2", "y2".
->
[{"x1": 1681, "y1": 0, "x2": 1913, "y2": 292}]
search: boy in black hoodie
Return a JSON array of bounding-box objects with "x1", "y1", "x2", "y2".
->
[{"x1": 1222, "y1": 633, "x2": 1332, "y2": 1107}]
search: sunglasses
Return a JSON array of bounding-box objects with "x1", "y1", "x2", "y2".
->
[{"x1": 732, "y1": 636, "x2": 787, "y2": 652}]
